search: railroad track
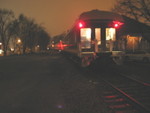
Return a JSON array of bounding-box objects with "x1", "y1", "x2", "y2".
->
[
  {"x1": 64, "y1": 55, "x2": 150, "y2": 112},
  {"x1": 98, "y1": 71, "x2": 150, "y2": 113}
]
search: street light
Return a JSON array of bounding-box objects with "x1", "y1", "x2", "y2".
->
[
  {"x1": 17, "y1": 39, "x2": 21, "y2": 44},
  {"x1": 16, "y1": 38, "x2": 22, "y2": 54},
  {"x1": 0, "y1": 42, "x2": 3, "y2": 56}
]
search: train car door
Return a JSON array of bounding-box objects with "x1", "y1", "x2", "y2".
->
[
  {"x1": 94, "y1": 28, "x2": 116, "y2": 52},
  {"x1": 80, "y1": 28, "x2": 116, "y2": 52}
]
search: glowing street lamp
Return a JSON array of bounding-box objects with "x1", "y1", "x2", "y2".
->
[
  {"x1": 0, "y1": 42, "x2": 3, "y2": 56},
  {"x1": 10, "y1": 48, "x2": 14, "y2": 51},
  {"x1": 17, "y1": 39, "x2": 21, "y2": 44},
  {"x1": 16, "y1": 38, "x2": 22, "y2": 54}
]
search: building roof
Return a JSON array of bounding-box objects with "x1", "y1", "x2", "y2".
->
[{"x1": 120, "y1": 16, "x2": 150, "y2": 41}]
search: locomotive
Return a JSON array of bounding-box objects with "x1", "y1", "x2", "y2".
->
[{"x1": 61, "y1": 10, "x2": 125, "y2": 67}]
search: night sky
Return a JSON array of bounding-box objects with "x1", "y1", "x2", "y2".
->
[{"x1": 0, "y1": 0, "x2": 116, "y2": 36}]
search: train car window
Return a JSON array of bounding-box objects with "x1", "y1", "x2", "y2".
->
[
  {"x1": 95, "y1": 28, "x2": 101, "y2": 45},
  {"x1": 106, "y1": 28, "x2": 116, "y2": 41},
  {"x1": 80, "y1": 28, "x2": 91, "y2": 49},
  {"x1": 106, "y1": 28, "x2": 116, "y2": 51}
]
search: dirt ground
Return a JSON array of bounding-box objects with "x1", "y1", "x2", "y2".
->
[{"x1": 0, "y1": 54, "x2": 108, "y2": 113}]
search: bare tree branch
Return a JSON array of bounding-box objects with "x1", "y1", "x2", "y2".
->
[{"x1": 112, "y1": 0, "x2": 150, "y2": 25}]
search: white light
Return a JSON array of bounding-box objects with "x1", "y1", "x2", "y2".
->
[
  {"x1": 81, "y1": 28, "x2": 91, "y2": 40},
  {"x1": 80, "y1": 28, "x2": 91, "y2": 49},
  {"x1": 17, "y1": 39, "x2": 21, "y2": 43},
  {"x1": 0, "y1": 49, "x2": 3, "y2": 54},
  {"x1": 11, "y1": 48, "x2": 14, "y2": 51},
  {"x1": 106, "y1": 28, "x2": 116, "y2": 41}
]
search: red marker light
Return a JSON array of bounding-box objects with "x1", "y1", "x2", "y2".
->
[
  {"x1": 114, "y1": 23, "x2": 119, "y2": 28},
  {"x1": 113, "y1": 21, "x2": 124, "y2": 28},
  {"x1": 56, "y1": 41, "x2": 68, "y2": 50},
  {"x1": 78, "y1": 21, "x2": 85, "y2": 28},
  {"x1": 79, "y1": 22, "x2": 83, "y2": 28}
]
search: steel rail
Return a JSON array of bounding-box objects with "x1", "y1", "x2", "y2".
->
[
  {"x1": 102, "y1": 78, "x2": 150, "y2": 113},
  {"x1": 119, "y1": 73, "x2": 150, "y2": 87}
]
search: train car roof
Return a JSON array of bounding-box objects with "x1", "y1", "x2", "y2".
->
[{"x1": 78, "y1": 9, "x2": 124, "y2": 22}]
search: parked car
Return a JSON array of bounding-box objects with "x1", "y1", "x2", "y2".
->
[{"x1": 124, "y1": 50, "x2": 150, "y2": 62}]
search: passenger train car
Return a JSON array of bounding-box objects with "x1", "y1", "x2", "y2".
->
[{"x1": 62, "y1": 10, "x2": 125, "y2": 67}]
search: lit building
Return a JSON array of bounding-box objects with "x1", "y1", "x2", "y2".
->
[{"x1": 117, "y1": 16, "x2": 150, "y2": 52}]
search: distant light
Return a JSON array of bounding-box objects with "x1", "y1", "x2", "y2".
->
[
  {"x1": 52, "y1": 44, "x2": 54, "y2": 47},
  {"x1": 0, "y1": 49, "x2": 3, "y2": 54},
  {"x1": 56, "y1": 40, "x2": 68, "y2": 50},
  {"x1": 17, "y1": 39, "x2": 21, "y2": 43},
  {"x1": 11, "y1": 48, "x2": 14, "y2": 51}
]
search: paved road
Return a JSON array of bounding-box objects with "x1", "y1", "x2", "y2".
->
[{"x1": 0, "y1": 54, "x2": 107, "y2": 113}]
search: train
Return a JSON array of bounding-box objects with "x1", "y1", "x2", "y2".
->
[{"x1": 58, "y1": 10, "x2": 125, "y2": 67}]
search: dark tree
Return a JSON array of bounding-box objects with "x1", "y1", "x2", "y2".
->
[
  {"x1": 15, "y1": 14, "x2": 50, "y2": 54},
  {"x1": 0, "y1": 9, "x2": 15, "y2": 56},
  {"x1": 37, "y1": 28, "x2": 50, "y2": 51},
  {"x1": 112, "y1": 0, "x2": 150, "y2": 24},
  {"x1": 15, "y1": 14, "x2": 35, "y2": 54}
]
